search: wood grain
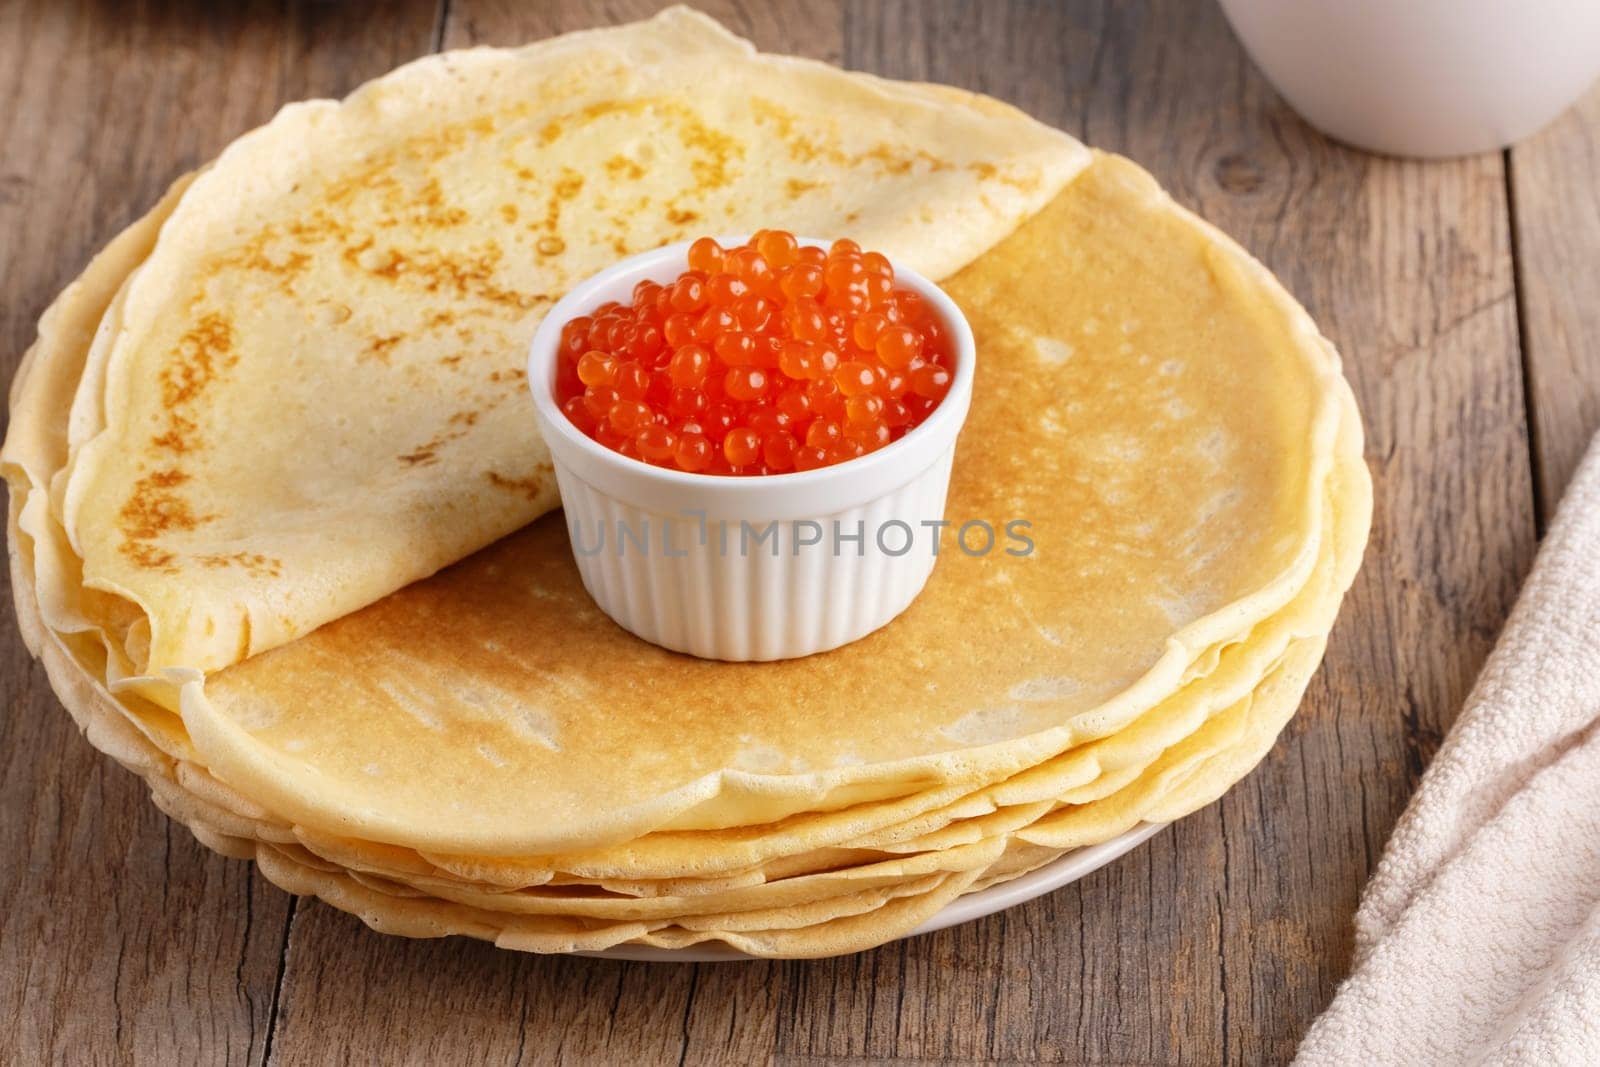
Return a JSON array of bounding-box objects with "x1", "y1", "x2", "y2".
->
[
  {"x1": 441, "y1": 0, "x2": 843, "y2": 59},
  {"x1": 1070, "y1": 8, "x2": 1535, "y2": 1065},
  {"x1": 0, "y1": 0, "x2": 1567, "y2": 1063},
  {"x1": 1509, "y1": 84, "x2": 1600, "y2": 519},
  {"x1": 0, "y1": 2, "x2": 441, "y2": 1065}
]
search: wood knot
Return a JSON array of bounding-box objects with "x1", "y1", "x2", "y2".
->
[{"x1": 1213, "y1": 153, "x2": 1265, "y2": 195}]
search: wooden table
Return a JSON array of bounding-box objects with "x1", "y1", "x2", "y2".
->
[{"x1": 3, "y1": 2, "x2": 1596, "y2": 1063}]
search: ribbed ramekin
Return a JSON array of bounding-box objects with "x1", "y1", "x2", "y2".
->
[{"x1": 527, "y1": 237, "x2": 975, "y2": 662}]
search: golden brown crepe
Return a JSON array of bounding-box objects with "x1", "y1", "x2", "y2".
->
[
  {"x1": 166, "y1": 154, "x2": 1352, "y2": 856},
  {"x1": 22, "y1": 7, "x2": 1086, "y2": 686}
]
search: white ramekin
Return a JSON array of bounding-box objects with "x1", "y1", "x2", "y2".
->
[{"x1": 528, "y1": 237, "x2": 975, "y2": 662}]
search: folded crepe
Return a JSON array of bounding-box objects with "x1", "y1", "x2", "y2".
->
[{"x1": 18, "y1": 6, "x2": 1086, "y2": 688}]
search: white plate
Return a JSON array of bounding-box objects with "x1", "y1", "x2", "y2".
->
[{"x1": 575, "y1": 821, "x2": 1168, "y2": 962}]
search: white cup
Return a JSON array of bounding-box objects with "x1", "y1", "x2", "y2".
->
[
  {"x1": 528, "y1": 237, "x2": 975, "y2": 662},
  {"x1": 1218, "y1": 0, "x2": 1600, "y2": 158}
]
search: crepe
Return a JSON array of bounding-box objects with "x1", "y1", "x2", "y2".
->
[
  {"x1": 89, "y1": 366, "x2": 1366, "y2": 893},
  {"x1": 161, "y1": 152, "x2": 1351, "y2": 856},
  {"x1": 288, "y1": 415, "x2": 1361, "y2": 892},
  {"x1": 19, "y1": 6, "x2": 1086, "y2": 687},
  {"x1": 238, "y1": 612, "x2": 1340, "y2": 956},
  {"x1": 30, "y1": 591, "x2": 1333, "y2": 955}
]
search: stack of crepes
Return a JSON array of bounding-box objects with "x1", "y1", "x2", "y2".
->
[{"x1": 2, "y1": 8, "x2": 1370, "y2": 958}]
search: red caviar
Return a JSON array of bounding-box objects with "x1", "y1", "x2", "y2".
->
[{"x1": 554, "y1": 230, "x2": 954, "y2": 475}]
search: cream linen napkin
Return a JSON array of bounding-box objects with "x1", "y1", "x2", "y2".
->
[{"x1": 1297, "y1": 436, "x2": 1600, "y2": 1065}]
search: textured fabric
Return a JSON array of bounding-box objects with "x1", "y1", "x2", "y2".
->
[{"x1": 1298, "y1": 435, "x2": 1600, "y2": 1066}]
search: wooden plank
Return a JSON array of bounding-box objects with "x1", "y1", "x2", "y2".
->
[
  {"x1": 1104, "y1": 0, "x2": 1536, "y2": 1059},
  {"x1": 440, "y1": 0, "x2": 844, "y2": 59},
  {"x1": 0, "y1": 2, "x2": 442, "y2": 1064},
  {"x1": 1509, "y1": 84, "x2": 1600, "y2": 519},
  {"x1": 269, "y1": 903, "x2": 786, "y2": 1067},
  {"x1": 1068, "y1": 3, "x2": 1532, "y2": 1058},
  {"x1": 0, "y1": 653, "x2": 288, "y2": 1065},
  {"x1": 774, "y1": 2, "x2": 1536, "y2": 1064}
]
